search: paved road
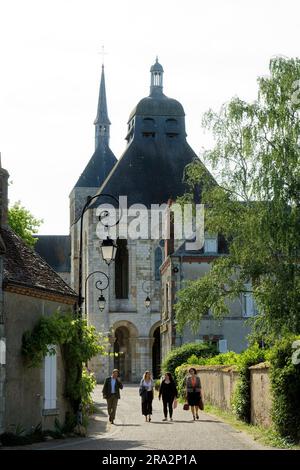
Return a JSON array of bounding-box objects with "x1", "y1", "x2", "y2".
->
[{"x1": 32, "y1": 385, "x2": 271, "y2": 450}]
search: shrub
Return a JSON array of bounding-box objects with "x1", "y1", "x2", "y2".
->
[
  {"x1": 175, "y1": 364, "x2": 190, "y2": 400},
  {"x1": 269, "y1": 335, "x2": 300, "y2": 443},
  {"x1": 204, "y1": 351, "x2": 240, "y2": 365},
  {"x1": 161, "y1": 342, "x2": 217, "y2": 377},
  {"x1": 154, "y1": 378, "x2": 161, "y2": 391},
  {"x1": 231, "y1": 344, "x2": 267, "y2": 422}
]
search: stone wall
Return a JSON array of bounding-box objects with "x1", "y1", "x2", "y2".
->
[
  {"x1": 3, "y1": 292, "x2": 72, "y2": 433},
  {"x1": 189, "y1": 363, "x2": 272, "y2": 428},
  {"x1": 249, "y1": 363, "x2": 272, "y2": 427},
  {"x1": 197, "y1": 365, "x2": 239, "y2": 411}
]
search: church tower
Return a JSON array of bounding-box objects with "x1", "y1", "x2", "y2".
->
[{"x1": 81, "y1": 58, "x2": 210, "y2": 383}]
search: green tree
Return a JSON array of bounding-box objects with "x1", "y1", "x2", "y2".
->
[
  {"x1": 8, "y1": 201, "x2": 43, "y2": 247},
  {"x1": 175, "y1": 57, "x2": 300, "y2": 343}
]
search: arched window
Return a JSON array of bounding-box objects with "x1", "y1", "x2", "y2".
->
[
  {"x1": 115, "y1": 239, "x2": 129, "y2": 299},
  {"x1": 154, "y1": 247, "x2": 163, "y2": 280}
]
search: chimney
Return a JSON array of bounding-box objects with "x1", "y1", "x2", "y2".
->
[{"x1": 0, "y1": 153, "x2": 9, "y2": 228}]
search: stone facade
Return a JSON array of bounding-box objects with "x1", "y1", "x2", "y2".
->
[
  {"x1": 160, "y1": 245, "x2": 254, "y2": 359},
  {"x1": 70, "y1": 210, "x2": 162, "y2": 382}
]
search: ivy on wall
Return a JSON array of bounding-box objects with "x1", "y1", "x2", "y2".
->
[{"x1": 22, "y1": 311, "x2": 108, "y2": 409}]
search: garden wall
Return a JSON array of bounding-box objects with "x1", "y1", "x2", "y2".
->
[
  {"x1": 196, "y1": 365, "x2": 239, "y2": 412},
  {"x1": 249, "y1": 362, "x2": 272, "y2": 427},
  {"x1": 191, "y1": 363, "x2": 272, "y2": 427}
]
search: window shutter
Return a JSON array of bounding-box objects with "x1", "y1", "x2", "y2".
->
[
  {"x1": 44, "y1": 346, "x2": 57, "y2": 409},
  {"x1": 0, "y1": 338, "x2": 6, "y2": 365},
  {"x1": 204, "y1": 237, "x2": 218, "y2": 253},
  {"x1": 242, "y1": 283, "x2": 256, "y2": 317},
  {"x1": 218, "y1": 339, "x2": 228, "y2": 353}
]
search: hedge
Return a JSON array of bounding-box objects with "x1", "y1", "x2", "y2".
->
[
  {"x1": 161, "y1": 342, "x2": 217, "y2": 378},
  {"x1": 269, "y1": 335, "x2": 300, "y2": 443}
]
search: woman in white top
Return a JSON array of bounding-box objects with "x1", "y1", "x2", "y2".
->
[{"x1": 139, "y1": 370, "x2": 154, "y2": 422}]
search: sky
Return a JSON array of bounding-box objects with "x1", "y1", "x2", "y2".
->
[{"x1": 0, "y1": 0, "x2": 299, "y2": 234}]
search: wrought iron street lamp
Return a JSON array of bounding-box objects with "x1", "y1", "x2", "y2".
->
[
  {"x1": 78, "y1": 193, "x2": 121, "y2": 315},
  {"x1": 101, "y1": 237, "x2": 117, "y2": 265},
  {"x1": 84, "y1": 270, "x2": 110, "y2": 317},
  {"x1": 142, "y1": 280, "x2": 152, "y2": 309}
]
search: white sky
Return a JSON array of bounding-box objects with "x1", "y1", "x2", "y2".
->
[{"x1": 0, "y1": 0, "x2": 299, "y2": 234}]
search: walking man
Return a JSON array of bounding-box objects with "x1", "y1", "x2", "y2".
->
[{"x1": 102, "y1": 369, "x2": 123, "y2": 424}]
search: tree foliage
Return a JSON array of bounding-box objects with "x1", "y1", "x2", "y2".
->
[
  {"x1": 175, "y1": 57, "x2": 300, "y2": 342},
  {"x1": 8, "y1": 201, "x2": 43, "y2": 247}
]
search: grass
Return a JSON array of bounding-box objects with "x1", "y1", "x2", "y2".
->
[{"x1": 203, "y1": 403, "x2": 300, "y2": 450}]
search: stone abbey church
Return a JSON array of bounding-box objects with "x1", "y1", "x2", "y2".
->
[{"x1": 36, "y1": 59, "x2": 254, "y2": 383}]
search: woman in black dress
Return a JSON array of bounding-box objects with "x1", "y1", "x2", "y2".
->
[
  {"x1": 185, "y1": 367, "x2": 202, "y2": 420},
  {"x1": 159, "y1": 372, "x2": 178, "y2": 421}
]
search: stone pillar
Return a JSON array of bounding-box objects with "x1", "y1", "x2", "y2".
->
[{"x1": 135, "y1": 337, "x2": 153, "y2": 381}]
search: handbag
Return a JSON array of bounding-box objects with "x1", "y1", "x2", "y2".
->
[
  {"x1": 183, "y1": 403, "x2": 189, "y2": 411},
  {"x1": 173, "y1": 398, "x2": 178, "y2": 409},
  {"x1": 199, "y1": 395, "x2": 204, "y2": 411}
]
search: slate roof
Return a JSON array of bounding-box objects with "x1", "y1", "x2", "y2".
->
[
  {"x1": 1, "y1": 227, "x2": 77, "y2": 299},
  {"x1": 74, "y1": 142, "x2": 117, "y2": 188},
  {"x1": 34, "y1": 235, "x2": 71, "y2": 272},
  {"x1": 93, "y1": 140, "x2": 204, "y2": 208}
]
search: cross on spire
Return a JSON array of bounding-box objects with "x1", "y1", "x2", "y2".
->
[{"x1": 98, "y1": 44, "x2": 108, "y2": 66}]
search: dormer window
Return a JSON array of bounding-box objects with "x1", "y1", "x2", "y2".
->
[
  {"x1": 165, "y1": 118, "x2": 179, "y2": 138},
  {"x1": 142, "y1": 118, "x2": 156, "y2": 138}
]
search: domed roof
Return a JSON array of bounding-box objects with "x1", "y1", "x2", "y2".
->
[{"x1": 128, "y1": 94, "x2": 185, "y2": 121}]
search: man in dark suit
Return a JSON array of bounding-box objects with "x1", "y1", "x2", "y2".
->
[{"x1": 102, "y1": 369, "x2": 123, "y2": 424}]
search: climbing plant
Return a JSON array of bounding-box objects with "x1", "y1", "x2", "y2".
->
[{"x1": 22, "y1": 311, "x2": 108, "y2": 409}]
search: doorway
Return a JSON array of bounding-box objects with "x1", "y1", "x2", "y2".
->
[{"x1": 114, "y1": 326, "x2": 131, "y2": 382}]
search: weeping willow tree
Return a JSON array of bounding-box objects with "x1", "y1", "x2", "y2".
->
[{"x1": 175, "y1": 57, "x2": 300, "y2": 344}]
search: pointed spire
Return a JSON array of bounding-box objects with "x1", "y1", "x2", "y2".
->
[{"x1": 94, "y1": 64, "x2": 111, "y2": 149}]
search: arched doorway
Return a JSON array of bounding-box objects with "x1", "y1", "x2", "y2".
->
[
  {"x1": 114, "y1": 326, "x2": 131, "y2": 382},
  {"x1": 152, "y1": 326, "x2": 161, "y2": 379}
]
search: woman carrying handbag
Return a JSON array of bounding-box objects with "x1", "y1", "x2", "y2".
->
[
  {"x1": 158, "y1": 372, "x2": 178, "y2": 421},
  {"x1": 184, "y1": 367, "x2": 203, "y2": 420},
  {"x1": 139, "y1": 370, "x2": 154, "y2": 422}
]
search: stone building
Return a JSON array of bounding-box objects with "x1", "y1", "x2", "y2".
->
[
  {"x1": 69, "y1": 58, "x2": 209, "y2": 383},
  {"x1": 0, "y1": 162, "x2": 77, "y2": 434}
]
